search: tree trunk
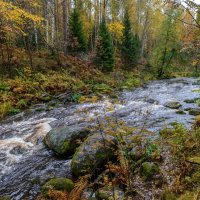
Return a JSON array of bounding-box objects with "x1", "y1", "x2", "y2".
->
[
  {"x1": 51, "y1": 0, "x2": 55, "y2": 44},
  {"x1": 62, "y1": 0, "x2": 68, "y2": 56},
  {"x1": 34, "y1": 22, "x2": 38, "y2": 51},
  {"x1": 140, "y1": 10, "x2": 149, "y2": 59},
  {"x1": 45, "y1": 0, "x2": 50, "y2": 44}
]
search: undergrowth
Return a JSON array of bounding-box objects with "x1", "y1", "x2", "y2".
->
[{"x1": 0, "y1": 55, "x2": 155, "y2": 119}]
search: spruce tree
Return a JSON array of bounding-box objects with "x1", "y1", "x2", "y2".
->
[
  {"x1": 96, "y1": 18, "x2": 115, "y2": 72},
  {"x1": 69, "y1": 8, "x2": 87, "y2": 53},
  {"x1": 121, "y1": 11, "x2": 139, "y2": 69}
]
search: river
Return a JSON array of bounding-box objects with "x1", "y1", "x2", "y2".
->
[{"x1": 0, "y1": 77, "x2": 199, "y2": 199}]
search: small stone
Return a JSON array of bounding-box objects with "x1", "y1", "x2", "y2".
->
[{"x1": 147, "y1": 99, "x2": 159, "y2": 104}]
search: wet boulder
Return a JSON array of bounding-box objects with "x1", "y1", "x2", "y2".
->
[
  {"x1": 164, "y1": 101, "x2": 181, "y2": 109},
  {"x1": 41, "y1": 178, "x2": 74, "y2": 197},
  {"x1": 71, "y1": 133, "x2": 117, "y2": 177},
  {"x1": 189, "y1": 108, "x2": 200, "y2": 116},
  {"x1": 45, "y1": 126, "x2": 90, "y2": 156},
  {"x1": 147, "y1": 99, "x2": 159, "y2": 104},
  {"x1": 184, "y1": 98, "x2": 200, "y2": 104}
]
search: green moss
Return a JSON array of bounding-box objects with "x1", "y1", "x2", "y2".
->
[
  {"x1": 17, "y1": 99, "x2": 28, "y2": 108},
  {"x1": 159, "y1": 128, "x2": 174, "y2": 138},
  {"x1": 41, "y1": 178, "x2": 74, "y2": 197},
  {"x1": 0, "y1": 196, "x2": 11, "y2": 200},
  {"x1": 178, "y1": 190, "x2": 200, "y2": 200},
  {"x1": 55, "y1": 140, "x2": 69, "y2": 155},
  {"x1": 140, "y1": 162, "x2": 159, "y2": 181},
  {"x1": 96, "y1": 186, "x2": 124, "y2": 200},
  {"x1": 161, "y1": 190, "x2": 176, "y2": 200},
  {"x1": 0, "y1": 82, "x2": 9, "y2": 91},
  {"x1": 0, "y1": 102, "x2": 12, "y2": 118},
  {"x1": 192, "y1": 89, "x2": 200, "y2": 93},
  {"x1": 176, "y1": 110, "x2": 186, "y2": 115},
  {"x1": 184, "y1": 99, "x2": 196, "y2": 103},
  {"x1": 187, "y1": 156, "x2": 200, "y2": 164},
  {"x1": 9, "y1": 108, "x2": 21, "y2": 115}
]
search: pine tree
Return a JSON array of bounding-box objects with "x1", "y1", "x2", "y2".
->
[
  {"x1": 121, "y1": 11, "x2": 139, "y2": 69},
  {"x1": 69, "y1": 8, "x2": 87, "y2": 53},
  {"x1": 96, "y1": 18, "x2": 115, "y2": 72}
]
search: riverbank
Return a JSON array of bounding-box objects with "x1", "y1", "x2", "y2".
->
[
  {"x1": 0, "y1": 53, "x2": 197, "y2": 120},
  {"x1": 0, "y1": 57, "x2": 155, "y2": 119}
]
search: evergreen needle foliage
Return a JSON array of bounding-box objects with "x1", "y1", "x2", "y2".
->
[
  {"x1": 121, "y1": 11, "x2": 140, "y2": 70},
  {"x1": 69, "y1": 8, "x2": 87, "y2": 53},
  {"x1": 96, "y1": 18, "x2": 115, "y2": 72}
]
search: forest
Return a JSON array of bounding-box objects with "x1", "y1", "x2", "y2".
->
[{"x1": 0, "y1": 0, "x2": 200, "y2": 200}]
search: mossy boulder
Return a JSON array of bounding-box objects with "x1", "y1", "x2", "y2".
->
[
  {"x1": 71, "y1": 133, "x2": 117, "y2": 177},
  {"x1": 176, "y1": 110, "x2": 186, "y2": 115},
  {"x1": 189, "y1": 108, "x2": 200, "y2": 116},
  {"x1": 41, "y1": 178, "x2": 74, "y2": 197},
  {"x1": 45, "y1": 126, "x2": 89, "y2": 156},
  {"x1": 184, "y1": 99, "x2": 197, "y2": 103},
  {"x1": 164, "y1": 101, "x2": 181, "y2": 109},
  {"x1": 140, "y1": 162, "x2": 159, "y2": 181},
  {"x1": 95, "y1": 186, "x2": 124, "y2": 200}
]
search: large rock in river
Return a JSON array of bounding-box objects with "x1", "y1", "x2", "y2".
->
[
  {"x1": 189, "y1": 108, "x2": 200, "y2": 116},
  {"x1": 164, "y1": 101, "x2": 181, "y2": 109},
  {"x1": 71, "y1": 133, "x2": 117, "y2": 177},
  {"x1": 45, "y1": 126, "x2": 89, "y2": 156}
]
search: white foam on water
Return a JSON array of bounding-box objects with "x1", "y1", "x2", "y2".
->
[{"x1": 0, "y1": 117, "x2": 56, "y2": 175}]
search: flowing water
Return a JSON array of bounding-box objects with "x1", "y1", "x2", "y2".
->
[{"x1": 0, "y1": 77, "x2": 199, "y2": 199}]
